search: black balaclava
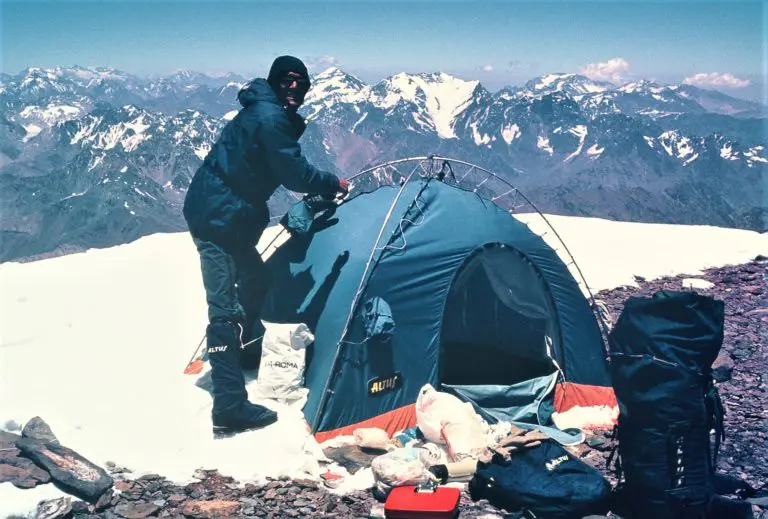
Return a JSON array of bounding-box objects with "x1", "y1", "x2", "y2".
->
[{"x1": 267, "y1": 55, "x2": 310, "y2": 110}]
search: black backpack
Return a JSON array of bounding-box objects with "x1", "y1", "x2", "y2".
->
[
  {"x1": 608, "y1": 290, "x2": 730, "y2": 518},
  {"x1": 468, "y1": 439, "x2": 612, "y2": 518}
]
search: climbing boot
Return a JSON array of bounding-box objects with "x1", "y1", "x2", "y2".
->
[{"x1": 207, "y1": 321, "x2": 277, "y2": 437}]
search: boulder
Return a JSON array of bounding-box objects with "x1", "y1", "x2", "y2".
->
[
  {"x1": 16, "y1": 438, "x2": 113, "y2": 503},
  {"x1": 21, "y1": 416, "x2": 59, "y2": 445}
]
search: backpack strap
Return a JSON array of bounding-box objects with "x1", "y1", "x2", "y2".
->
[
  {"x1": 606, "y1": 424, "x2": 621, "y2": 480},
  {"x1": 706, "y1": 380, "x2": 726, "y2": 468}
]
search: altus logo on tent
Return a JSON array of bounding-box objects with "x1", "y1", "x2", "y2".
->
[
  {"x1": 368, "y1": 373, "x2": 402, "y2": 396},
  {"x1": 545, "y1": 454, "x2": 569, "y2": 471}
]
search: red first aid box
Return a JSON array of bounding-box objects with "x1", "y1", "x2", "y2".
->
[{"x1": 384, "y1": 484, "x2": 461, "y2": 519}]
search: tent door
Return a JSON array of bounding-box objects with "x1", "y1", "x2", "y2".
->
[
  {"x1": 439, "y1": 243, "x2": 560, "y2": 387},
  {"x1": 439, "y1": 243, "x2": 563, "y2": 428}
]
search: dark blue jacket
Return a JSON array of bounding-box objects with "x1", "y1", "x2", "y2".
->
[{"x1": 183, "y1": 78, "x2": 340, "y2": 250}]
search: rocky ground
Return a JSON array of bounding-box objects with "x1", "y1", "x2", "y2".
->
[{"x1": 2, "y1": 258, "x2": 766, "y2": 518}]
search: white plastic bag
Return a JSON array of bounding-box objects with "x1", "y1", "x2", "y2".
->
[
  {"x1": 415, "y1": 384, "x2": 459, "y2": 443},
  {"x1": 353, "y1": 427, "x2": 392, "y2": 450},
  {"x1": 415, "y1": 442, "x2": 449, "y2": 466},
  {"x1": 250, "y1": 322, "x2": 314, "y2": 404},
  {"x1": 441, "y1": 414, "x2": 488, "y2": 461},
  {"x1": 370, "y1": 447, "x2": 434, "y2": 492},
  {"x1": 415, "y1": 384, "x2": 488, "y2": 461}
]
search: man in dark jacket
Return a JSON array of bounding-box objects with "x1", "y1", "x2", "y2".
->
[{"x1": 183, "y1": 55, "x2": 348, "y2": 437}]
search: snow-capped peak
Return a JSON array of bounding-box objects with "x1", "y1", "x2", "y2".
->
[
  {"x1": 518, "y1": 73, "x2": 610, "y2": 100},
  {"x1": 534, "y1": 73, "x2": 576, "y2": 89},
  {"x1": 172, "y1": 69, "x2": 197, "y2": 79},
  {"x1": 24, "y1": 67, "x2": 58, "y2": 79},
  {"x1": 21, "y1": 67, "x2": 62, "y2": 84},
  {"x1": 618, "y1": 79, "x2": 666, "y2": 94},
  {"x1": 314, "y1": 66, "x2": 350, "y2": 80},
  {"x1": 305, "y1": 66, "x2": 369, "y2": 105},
  {"x1": 372, "y1": 71, "x2": 480, "y2": 138},
  {"x1": 168, "y1": 69, "x2": 210, "y2": 84}
]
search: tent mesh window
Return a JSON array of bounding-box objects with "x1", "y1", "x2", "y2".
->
[{"x1": 440, "y1": 243, "x2": 558, "y2": 387}]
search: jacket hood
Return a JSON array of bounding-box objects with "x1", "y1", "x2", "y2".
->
[
  {"x1": 237, "y1": 78, "x2": 307, "y2": 137},
  {"x1": 237, "y1": 78, "x2": 279, "y2": 108}
]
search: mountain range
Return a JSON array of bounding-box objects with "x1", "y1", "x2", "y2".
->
[{"x1": 0, "y1": 65, "x2": 766, "y2": 262}]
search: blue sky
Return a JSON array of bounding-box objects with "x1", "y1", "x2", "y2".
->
[{"x1": 1, "y1": 0, "x2": 765, "y2": 101}]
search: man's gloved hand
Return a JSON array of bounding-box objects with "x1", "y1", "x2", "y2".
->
[
  {"x1": 338, "y1": 178, "x2": 350, "y2": 196},
  {"x1": 303, "y1": 193, "x2": 337, "y2": 212}
]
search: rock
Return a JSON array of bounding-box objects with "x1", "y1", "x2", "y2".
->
[
  {"x1": 322, "y1": 444, "x2": 388, "y2": 474},
  {"x1": 0, "y1": 460, "x2": 51, "y2": 488},
  {"x1": 179, "y1": 499, "x2": 240, "y2": 518},
  {"x1": 3, "y1": 420, "x2": 22, "y2": 432},
  {"x1": 95, "y1": 490, "x2": 116, "y2": 511},
  {"x1": 16, "y1": 438, "x2": 113, "y2": 503},
  {"x1": 113, "y1": 501, "x2": 161, "y2": 519},
  {"x1": 115, "y1": 480, "x2": 135, "y2": 492},
  {"x1": 71, "y1": 500, "x2": 89, "y2": 514},
  {"x1": 22, "y1": 417, "x2": 59, "y2": 445},
  {"x1": 585, "y1": 434, "x2": 611, "y2": 451},
  {"x1": 292, "y1": 477, "x2": 319, "y2": 489},
  {"x1": 185, "y1": 483, "x2": 206, "y2": 499},
  {"x1": 713, "y1": 351, "x2": 735, "y2": 382},
  {"x1": 35, "y1": 497, "x2": 72, "y2": 519},
  {"x1": 0, "y1": 430, "x2": 21, "y2": 450},
  {"x1": 141, "y1": 480, "x2": 162, "y2": 493},
  {"x1": 168, "y1": 494, "x2": 187, "y2": 504},
  {"x1": 106, "y1": 461, "x2": 132, "y2": 475},
  {"x1": 0, "y1": 431, "x2": 52, "y2": 488}
]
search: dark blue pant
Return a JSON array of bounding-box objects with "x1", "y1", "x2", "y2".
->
[
  {"x1": 193, "y1": 237, "x2": 273, "y2": 421},
  {"x1": 193, "y1": 238, "x2": 272, "y2": 342}
]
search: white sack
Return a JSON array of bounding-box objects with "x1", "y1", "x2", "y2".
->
[{"x1": 250, "y1": 322, "x2": 314, "y2": 405}]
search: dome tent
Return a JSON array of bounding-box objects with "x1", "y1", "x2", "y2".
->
[{"x1": 259, "y1": 157, "x2": 617, "y2": 442}]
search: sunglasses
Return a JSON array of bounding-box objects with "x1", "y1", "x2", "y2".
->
[{"x1": 279, "y1": 75, "x2": 310, "y2": 89}]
